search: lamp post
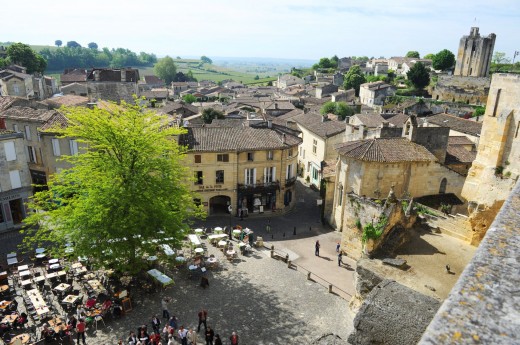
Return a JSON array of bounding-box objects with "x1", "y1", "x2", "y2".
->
[{"x1": 228, "y1": 204, "x2": 233, "y2": 236}]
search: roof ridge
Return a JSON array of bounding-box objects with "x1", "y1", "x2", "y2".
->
[{"x1": 360, "y1": 139, "x2": 376, "y2": 160}]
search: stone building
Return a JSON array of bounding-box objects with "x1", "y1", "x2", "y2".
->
[
  {"x1": 461, "y1": 73, "x2": 520, "y2": 245},
  {"x1": 86, "y1": 68, "x2": 140, "y2": 103},
  {"x1": 432, "y1": 27, "x2": 495, "y2": 105},
  {"x1": 292, "y1": 112, "x2": 346, "y2": 188},
  {"x1": 0, "y1": 106, "x2": 57, "y2": 186},
  {"x1": 277, "y1": 74, "x2": 304, "y2": 89},
  {"x1": 0, "y1": 129, "x2": 32, "y2": 231},
  {"x1": 454, "y1": 27, "x2": 496, "y2": 77},
  {"x1": 0, "y1": 68, "x2": 35, "y2": 99},
  {"x1": 315, "y1": 84, "x2": 339, "y2": 99},
  {"x1": 177, "y1": 124, "x2": 301, "y2": 216},
  {"x1": 359, "y1": 81, "x2": 395, "y2": 107}
]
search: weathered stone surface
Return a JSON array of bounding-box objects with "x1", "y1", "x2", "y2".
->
[
  {"x1": 382, "y1": 257, "x2": 407, "y2": 267},
  {"x1": 419, "y1": 181, "x2": 520, "y2": 345},
  {"x1": 349, "y1": 279, "x2": 440, "y2": 345},
  {"x1": 311, "y1": 333, "x2": 347, "y2": 345}
]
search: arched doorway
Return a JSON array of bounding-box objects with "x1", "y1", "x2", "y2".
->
[
  {"x1": 209, "y1": 195, "x2": 231, "y2": 215},
  {"x1": 439, "y1": 178, "x2": 447, "y2": 194}
]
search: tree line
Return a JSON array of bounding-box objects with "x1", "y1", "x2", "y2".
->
[{"x1": 39, "y1": 45, "x2": 157, "y2": 71}]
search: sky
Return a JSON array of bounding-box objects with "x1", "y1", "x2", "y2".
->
[{"x1": 2, "y1": 0, "x2": 519, "y2": 62}]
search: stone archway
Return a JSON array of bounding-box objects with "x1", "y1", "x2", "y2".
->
[{"x1": 209, "y1": 195, "x2": 231, "y2": 215}]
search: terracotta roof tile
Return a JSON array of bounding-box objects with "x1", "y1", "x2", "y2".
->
[
  {"x1": 1, "y1": 106, "x2": 56, "y2": 122},
  {"x1": 40, "y1": 112, "x2": 69, "y2": 132},
  {"x1": 447, "y1": 136, "x2": 474, "y2": 145},
  {"x1": 425, "y1": 113, "x2": 482, "y2": 137},
  {"x1": 335, "y1": 138, "x2": 436, "y2": 163},
  {"x1": 178, "y1": 127, "x2": 301, "y2": 152},
  {"x1": 445, "y1": 145, "x2": 477, "y2": 164},
  {"x1": 292, "y1": 112, "x2": 346, "y2": 138}
]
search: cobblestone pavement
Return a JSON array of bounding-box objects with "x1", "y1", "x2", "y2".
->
[
  {"x1": 84, "y1": 240, "x2": 353, "y2": 344},
  {"x1": 0, "y1": 180, "x2": 355, "y2": 344}
]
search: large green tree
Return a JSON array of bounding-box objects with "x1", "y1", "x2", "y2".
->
[
  {"x1": 154, "y1": 56, "x2": 177, "y2": 84},
  {"x1": 320, "y1": 101, "x2": 354, "y2": 120},
  {"x1": 406, "y1": 62, "x2": 430, "y2": 90},
  {"x1": 343, "y1": 65, "x2": 366, "y2": 96},
  {"x1": 432, "y1": 49, "x2": 455, "y2": 71},
  {"x1": 201, "y1": 108, "x2": 224, "y2": 124},
  {"x1": 22, "y1": 101, "x2": 203, "y2": 273},
  {"x1": 201, "y1": 56, "x2": 213, "y2": 64},
  {"x1": 405, "y1": 51, "x2": 420, "y2": 58},
  {"x1": 6, "y1": 43, "x2": 47, "y2": 74}
]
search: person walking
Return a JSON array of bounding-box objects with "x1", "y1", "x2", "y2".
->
[
  {"x1": 197, "y1": 308, "x2": 208, "y2": 332},
  {"x1": 205, "y1": 326, "x2": 215, "y2": 345},
  {"x1": 161, "y1": 297, "x2": 171, "y2": 319},
  {"x1": 336, "y1": 242, "x2": 340, "y2": 252},
  {"x1": 76, "y1": 318, "x2": 86, "y2": 345},
  {"x1": 214, "y1": 334, "x2": 223, "y2": 345},
  {"x1": 315, "y1": 240, "x2": 320, "y2": 256},
  {"x1": 229, "y1": 331, "x2": 239, "y2": 345},
  {"x1": 338, "y1": 251, "x2": 343, "y2": 266},
  {"x1": 151, "y1": 315, "x2": 161, "y2": 334},
  {"x1": 178, "y1": 326, "x2": 188, "y2": 345}
]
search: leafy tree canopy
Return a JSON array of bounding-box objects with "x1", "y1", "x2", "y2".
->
[
  {"x1": 201, "y1": 56, "x2": 213, "y2": 64},
  {"x1": 6, "y1": 43, "x2": 47, "y2": 74},
  {"x1": 201, "y1": 108, "x2": 225, "y2": 124},
  {"x1": 154, "y1": 56, "x2": 177, "y2": 84},
  {"x1": 87, "y1": 42, "x2": 98, "y2": 50},
  {"x1": 55, "y1": 40, "x2": 62, "y2": 47},
  {"x1": 406, "y1": 61, "x2": 430, "y2": 90},
  {"x1": 22, "y1": 101, "x2": 203, "y2": 273},
  {"x1": 423, "y1": 53, "x2": 435, "y2": 60},
  {"x1": 182, "y1": 94, "x2": 197, "y2": 104},
  {"x1": 66, "y1": 41, "x2": 82, "y2": 48},
  {"x1": 313, "y1": 56, "x2": 338, "y2": 70},
  {"x1": 320, "y1": 101, "x2": 354, "y2": 120},
  {"x1": 492, "y1": 52, "x2": 510, "y2": 64},
  {"x1": 40, "y1": 46, "x2": 157, "y2": 71},
  {"x1": 432, "y1": 49, "x2": 455, "y2": 71},
  {"x1": 405, "y1": 51, "x2": 420, "y2": 58},
  {"x1": 343, "y1": 65, "x2": 366, "y2": 96}
]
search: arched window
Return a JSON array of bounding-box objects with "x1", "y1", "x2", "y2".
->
[{"x1": 439, "y1": 178, "x2": 447, "y2": 194}]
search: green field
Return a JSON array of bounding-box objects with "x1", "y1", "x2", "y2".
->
[{"x1": 2, "y1": 43, "x2": 282, "y2": 85}]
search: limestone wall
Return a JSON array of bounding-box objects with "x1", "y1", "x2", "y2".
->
[{"x1": 432, "y1": 75, "x2": 490, "y2": 105}]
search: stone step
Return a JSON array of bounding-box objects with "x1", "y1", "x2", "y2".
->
[{"x1": 437, "y1": 225, "x2": 472, "y2": 242}]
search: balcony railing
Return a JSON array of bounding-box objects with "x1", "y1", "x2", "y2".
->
[
  {"x1": 285, "y1": 176, "x2": 297, "y2": 187},
  {"x1": 237, "y1": 181, "x2": 280, "y2": 193}
]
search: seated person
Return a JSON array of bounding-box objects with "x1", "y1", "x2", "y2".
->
[
  {"x1": 112, "y1": 304, "x2": 123, "y2": 318},
  {"x1": 85, "y1": 297, "x2": 97, "y2": 309},
  {"x1": 67, "y1": 315, "x2": 78, "y2": 329},
  {"x1": 102, "y1": 299, "x2": 112, "y2": 311},
  {"x1": 41, "y1": 325, "x2": 55, "y2": 343},
  {"x1": 76, "y1": 305, "x2": 87, "y2": 319},
  {"x1": 14, "y1": 312, "x2": 27, "y2": 329}
]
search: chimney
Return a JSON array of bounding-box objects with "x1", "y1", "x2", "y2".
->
[
  {"x1": 274, "y1": 103, "x2": 278, "y2": 110},
  {"x1": 267, "y1": 120, "x2": 272, "y2": 128},
  {"x1": 0, "y1": 118, "x2": 5, "y2": 130},
  {"x1": 121, "y1": 70, "x2": 126, "y2": 82},
  {"x1": 94, "y1": 70, "x2": 100, "y2": 81},
  {"x1": 282, "y1": 133, "x2": 286, "y2": 143}
]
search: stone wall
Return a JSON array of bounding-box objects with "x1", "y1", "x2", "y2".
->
[
  {"x1": 432, "y1": 75, "x2": 490, "y2": 105},
  {"x1": 87, "y1": 82, "x2": 139, "y2": 103},
  {"x1": 461, "y1": 74, "x2": 520, "y2": 244},
  {"x1": 349, "y1": 279, "x2": 440, "y2": 345}
]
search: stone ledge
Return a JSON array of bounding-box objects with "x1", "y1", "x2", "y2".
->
[{"x1": 419, "y1": 180, "x2": 520, "y2": 344}]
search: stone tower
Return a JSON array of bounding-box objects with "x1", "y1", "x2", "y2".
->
[
  {"x1": 454, "y1": 27, "x2": 496, "y2": 77},
  {"x1": 461, "y1": 73, "x2": 520, "y2": 244}
]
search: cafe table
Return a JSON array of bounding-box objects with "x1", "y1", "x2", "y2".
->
[
  {"x1": 6, "y1": 252, "x2": 17, "y2": 259},
  {"x1": 33, "y1": 276, "x2": 46, "y2": 283},
  {"x1": 35, "y1": 254, "x2": 46, "y2": 259},
  {"x1": 147, "y1": 256, "x2": 158, "y2": 261},
  {"x1": 9, "y1": 333, "x2": 30, "y2": 344},
  {"x1": 194, "y1": 248, "x2": 204, "y2": 254},
  {"x1": 35, "y1": 248, "x2": 45, "y2": 254},
  {"x1": 232, "y1": 229, "x2": 242, "y2": 238},
  {"x1": 71, "y1": 262, "x2": 83, "y2": 269},
  {"x1": 54, "y1": 283, "x2": 71, "y2": 293},
  {"x1": 214, "y1": 227, "x2": 223, "y2": 234},
  {"x1": 19, "y1": 270, "x2": 31, "y2": 278},
  {"x1": 218, "y1": 240, "x2": 227, "y2": 248},
  {"x1": 49, "y1": 263, "x2": 61, "y2": 270},
  {"x1": 7, "y1": 257, "x2": 18, "y2": 266},
  {"x1": 48, "y1": 258, "x2": 59, "y2": 264},
  {"x1": 1, "y1": 314, "x2": 18, "y2": 324},
  {"x1": 17, "y1": 264, "x2": 29, "y2": 271},
  {"x1": 20, "y1": 279, "x2": 32, "y2": 288},
  {"x1": 194, "y1": 228, "x2": 204, "y2": 234},
  {"x1": 147, "y1": 269, "x2": 174, "y2": 287},
  {"x1": 62, "y1": 295, "x2": 79, "y2": 305},
  {"x1": 0, "y1": 285, "x2": 9, "y2": 293}
]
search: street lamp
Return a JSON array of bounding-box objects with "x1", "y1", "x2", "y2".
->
[{"x1": 228, "y1": 205, "x2": 233, "y2": 237}]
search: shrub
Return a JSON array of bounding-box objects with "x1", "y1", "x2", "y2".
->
[{"x1": 362, "y1": 215, "x2": 387, "y2": 243}]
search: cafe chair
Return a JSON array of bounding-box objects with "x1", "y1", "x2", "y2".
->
[{"x1": 94, "y1": 314, "x2": 105, "y2": 330}]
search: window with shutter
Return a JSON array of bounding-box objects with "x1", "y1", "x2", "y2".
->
[
  {"x1": 4, "y1": 142, "x2": 16, "y2": 161},
  {"x1": 52, "y1": 138, "x2": 61, "y2": 156},
  {"x1": 9, "y1": 170, "x2": 22, "y2": 189}
]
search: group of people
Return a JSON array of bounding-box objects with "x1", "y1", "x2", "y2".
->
[
  {"x1": 124, "y1": 299, "x2": 239, "y2": 345},
  {"x1": 315, "y1": 240, "x2": 347, "y2": 267}
]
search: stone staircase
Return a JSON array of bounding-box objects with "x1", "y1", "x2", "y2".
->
[{"x1": 425, "y1": 213, "x2": 473, "y2": 243}]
